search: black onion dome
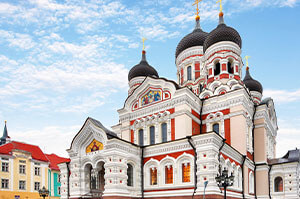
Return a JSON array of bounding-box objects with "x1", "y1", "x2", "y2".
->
[
  {"x1": 203, "y1": 13, "x2": 242, "y2": 52},
  {"x1": 175, "y1": 19, "x2": 208, "y2": 58},
  {"x1": 243, "y1": 67, "x2": 263, "y2": 93},
  {"x1": 128, "y1": 51, "x2": 159, "y2": 81}
]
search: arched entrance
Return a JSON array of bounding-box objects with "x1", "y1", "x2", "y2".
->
[{"x1": 83, "y1": 162, "x2": 105, "y2": 198}]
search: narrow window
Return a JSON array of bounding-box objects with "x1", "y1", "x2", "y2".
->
[
  {"x1": 274, "y1": 177, "x2": 283, "y2": 192},
  {"x1": 213, "y1": 123, "x2": 220, "y2": 134},
  {"x1": 19, "y1": 180, "x2": 26, "y2": 190},
  {"x1": 139, "y1": 129, "x2": 144, "y2": 146},
  {"x1": 34, "y1": 182, "x2": 40, "y2": 191},
  {"x1": 1, "y1": 179, "x2": 9, "y2": 189},
  {"x1": 187, "y1": 66, "x2": 192, "y2": 80},
  {"x1": 227, "y1": 60, "x2": 233, "y2": 74},
  {"x1": 58, "y1": 174, "x2": 61, "y2": 183},
  {"x1": 58, "y1": 187, "x2": 61, "y2": 195},
  {"x1": 150, "y1": 126, "x2": 155, "y2": 145},
  {"x1": 34, "y1": 167, "x2": 40, "y2": 176},
  {"x1": 214, "y1": 62, "x2": 221, "y2": 76},
  {"x1": 150, "y1": 168, "x2": 157, "y2": 185},
  {"x1": 19, "y1": 164, "x2": 26, "y2": 174},
  {"x1": 165, "y1": 165, "x2": 173, "y2": 184},
  {"x1": 127, "y1": 164, "x2": 133, "y2": 187},
  {"x1": 182, "y1": 163, "x2": 191, "y2": 183},
  {"x1": 1, "y1": 162, "x2": 9, "y2": 172},
  {"x1": 161, "y1": 123, "x2": 167, "y2": 143}
]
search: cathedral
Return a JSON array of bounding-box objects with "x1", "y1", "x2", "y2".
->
[{"x1": 58, "y1": 3, "x2": 300, "y2": 199}]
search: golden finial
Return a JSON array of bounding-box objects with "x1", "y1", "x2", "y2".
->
[
  {"x1": 245, "y1": 55, "x2": 251, "y2": 69},
  {"x1": 216, "y1": 0, "x2": 223, "y2": 13},
  {"x1": 142, "y1": 37, "x2": 147, "y2": 51},
  {"x1": 4, "y1": 120, "x2": 7, "y2": 124},
  {"x1": 193, "y1": 0, "x2": 203, "y2": 20}
]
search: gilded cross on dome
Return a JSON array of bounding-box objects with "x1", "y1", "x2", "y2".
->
[
  {"x1": 216, "y1": 0, "x2": 223, "y2": 12},
  {"x1": 142, "y1": 37, "x2": 147, "y2": 51},
  {"x1": 193, "y1": 0, "x2": 203, "y2": 18},
  {"x1": 245, "y1": 55, "x2": 251, "y2": 67}
]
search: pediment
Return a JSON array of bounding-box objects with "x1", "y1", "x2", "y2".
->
[
  {"x1": 122, "y1": 77, "x2": 178, "y2": 112},
  {"x1": 69, "y1": 117, "x2": 115, "y2": 155}
]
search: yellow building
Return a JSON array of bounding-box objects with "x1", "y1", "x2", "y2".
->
[{"x1": 0, "y1": 122, "x2": 69, "y2": 199}]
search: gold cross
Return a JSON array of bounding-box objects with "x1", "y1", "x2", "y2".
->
[
  {"x1": 193, "y1": 0, "x2": 202, "y2": 17},
  {"x1": 245, "y1": 55, "x2": 251, "y2": 67},
  {"x1": 142, "y1": 37, "x2": 147, "y2": 51},
  {"x1": 216, "y1": 0, "x2": 223, "y2": 12}
]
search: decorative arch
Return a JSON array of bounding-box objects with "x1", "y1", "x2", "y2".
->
[
  {"x1": 144, "y1": 159, "x2": 159, "y2": 187},
  {"x1": 274, "y1": 176, "x2": 283, "y2": 192},
  {"x1": 176, "y1": 153, "x2": 194, "y2": 184},
  {"x1": 160, "y1": 156, "x2": 176, "y2": 185}
]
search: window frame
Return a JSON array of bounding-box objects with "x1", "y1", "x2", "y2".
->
[
  {"x1": 187, "y1": 66, "x2": 192, "y2": 81},
  {"x1": 19, "y1": 180, "x2": 26, "y2": 190},
  {"x1": 19, "y1": 164, "x2": 26, "y2": 174},
  {"x1": 165, "y1": 165, "x2": 173, "y2": 184},
  {"x1": 161, "y1": 123, "x2": 167, "y2": 143},
  {"x1": 213, "y1": 123, "x2": 220, "y2": 134},
  {"x1": 34, "y1": 182, "x2": 40, "y2": 191},
  {"x1": 150, "y1": 167, "x2": 158, "y2": 186},
  {"x1": 1, "y1": 162, "x2": 9, "y2": 172},
  {"x1": 149, "y1": 126, "x2": 155, "y2": 145},
  {"x1": 127, "y1": 164, "x2": 134, "y2": 187},
  {"x1": 138, "y1": 129, "x2": 144, "y2": 146},
  {"x1": 34, "y1": 167, "x2": 40, "y2": 176},
  {"x1": 1, "y1": 179, "x2": 9, "y2": 189},
  {"x1": 274, "y1": 176, "x2": 284, "y2": 192}
]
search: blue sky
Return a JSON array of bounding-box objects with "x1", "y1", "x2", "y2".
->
[{"x1": 0, "y1": 0, "x2": 299, "y2": 157}]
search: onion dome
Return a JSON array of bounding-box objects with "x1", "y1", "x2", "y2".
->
[
  {"x1": 203, "y1": 12, "x2": 242, "y2": 52},
  {"x1": 128, "y1": 50, "x2": 159, "y2": 81},
  {"x1": 243, "y1": 67, "x2": 263, "y2": 93},
  {"x1": 175, "y1": 17, "x2": 208, "y2": 58}
]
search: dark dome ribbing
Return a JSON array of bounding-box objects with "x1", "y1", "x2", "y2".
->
[
  {"x1": 243, "y1": 68, "x2": 263, "y2": 93},
  {"x1": 203, "y1": 14, "x2": 242, "y2": 52},
  {"x1": 128, "y1": 51, "x2": 159, "y2": 81},
  {"x1": 175, "y1": 19, "x2": 208, "y2": 58}
]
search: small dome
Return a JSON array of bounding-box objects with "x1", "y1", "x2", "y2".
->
[
  {"x1": 175, "y1": 19, "x2": 208, "y2": 58},
  {"x1": 128, "y1": 51, "x2": 159, "y2": 81},
  {"x1": 243, "y1": 67, "x2": 263, "y2": 93},
  {"x1": 203, "y1": 13, "x2": 242, "y2": 52}
]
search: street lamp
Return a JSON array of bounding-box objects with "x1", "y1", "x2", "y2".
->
[
  {"x1": 215, "y1": 167, "x2": 234, "y2": 199},
  {"x1": 38, "y1": 186, "x2": 49, "y2": 199}
]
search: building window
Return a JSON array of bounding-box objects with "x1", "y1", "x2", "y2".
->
[
  {"x1": 19, "y1": 165, "x2": 26, "y2": 174},
  {"x1": 19, "y1": 180, "x2": 26, "y2": 190},
  {"x1": 214, "y1": 62, "x2": 221, "y2": 76},
  {"x1": 127, "y1": 164, "x2": 133, "y2": 187},
  {"x1": 58, "y1": 187, "x2": 61, "y2": 195},
  {"x1": 1, "y1": 179, "x2": 9, "y2": 189},
  {"x1": 187, "y1": 66, "x2": 192, "y2": 80},
  {"x1": 150, "y1": 126, "x2": 155, "y2": 145},
  {"x1": 161, "y1": 123, "x2": 167, "y2": 143},
  {"x1": 34, "y1": 167, "x2": 40, "y2": 176},
  {"x1": 165, "y1": 165, "x2": 173, "y2": 184},
  {"x1": 227, "y1": 60, "x2": 234, "y2": 74},
  {"x1": 150, "y1": 168, "x2": 157, "y2": 185},
  {"x1": 274, "y1": 176, "x2": 283, "y2": 192},
  {"x1": 213, "y1": 123, "x2": 219, "y2": 134},
  {"x1": 34, "y1": 182, "x2": 40, "y2": 191},
  {"x1": 182, "y1": 163, "x2": 191, "y2": 183},
  {"x1": 1, "y1": 162, "x2": 9, "y2": 172},
  {"x1": 58, "y1": 174, "x2": 61, "y2": 183},
  {"x1": 139, "y1": 129, "x2": 144, "y2": 146}
]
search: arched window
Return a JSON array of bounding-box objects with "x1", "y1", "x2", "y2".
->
[
  {"x1": 187, "y1": 66, "x2": 192, "y2": 80},
  {"x1": 165, "y1": 165, "x2": 173, "y2": 184},
  {"x1": 182, "y1": 163, "x2": 191, "y2": 183},
  {"x1": 150, "y1": 168, "x2": 157, "y2": 185},
  {"x1": 127, "y1": 164, "x2": 133, "y2": 187},
  {"x1": 161, "y1": 123, "x2": 167, "y2": 143},
  {"x1": 150, "y1": 126, "x2": 155, "y2": 145},
  {"x1": 274, "y1": 177, "x2": 283, "y2": 192},
  {"x1": 139, "y1": 129, "x2": 144, "y2": 146},
  {"x1": 227, "y1": 60, "x2": 234, "y2": 74},
  {"x1": 213, "y1": 123, "x2": 219, "y2": 134},
  {"x1": 214, "y1": 62, "x2": 221, "y2": 76}
]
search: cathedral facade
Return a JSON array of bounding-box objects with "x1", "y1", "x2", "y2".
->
[{"x1": 58, "y1": 9, "x2": 300, "y2": 199}]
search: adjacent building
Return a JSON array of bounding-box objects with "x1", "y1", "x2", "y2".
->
[{"x1": 0, "y1": 122, "x2": 69, "y2": 199}]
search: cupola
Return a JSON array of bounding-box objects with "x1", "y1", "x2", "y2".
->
[{"x1": 243, "y1": 66, "x2": 263, "y2": 104}]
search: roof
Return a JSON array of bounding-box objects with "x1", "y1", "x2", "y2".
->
[
  {"x1": 128, "y1": 51, "x2": 159, "y2": 81},
  {"x1": 175, "y1": 19, "x2": 208, "y2": 58},
  {"x1": 88, "y1": 117, "x2": 117, "y2": 139},
  {"x1": 45, "y1": 153, "x2": 70, "y2": 171},
  {"x1": 203, "y1": 14, "x2": 242, "y2": 52},
  {"x1": 243, "y1": 67, "x2": 263, "y2": 93},
  {"x1": 0, "y1": 141, "x2": 49, "y2": 162},
  {"x1": 268, "y1": 149, "x2": 300, "y2": 165}
]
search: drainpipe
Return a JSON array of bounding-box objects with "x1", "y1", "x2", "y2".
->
[
  {"x1": 252, "y1": 105, "x2": 257, "y2": 199},
  {"x1": 268, "y1": 165, "x2": 273, "y2": 199},
  {"x1": 187, "y1": 136, "x2": 197, "y2": 199},
  {"x1": 241, "y1": 155, "x2": 246, "y2": 199},
  {"x1": 141, "y1": 147, "x2": 144, "y2": 199},
  {"x1": 218, "y1": 139, "x2": 226, "y2": 174},
  {"x1": 66, "y1": 162, "x2": 70, "y2": 199}
]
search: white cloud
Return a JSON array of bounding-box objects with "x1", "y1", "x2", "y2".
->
[
  {"x1": 264, "y1": 89, "x2": 300, "y2": 103},
  {"x1": 0, "y1": 30, "x2": 36, "y2": 50}
]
